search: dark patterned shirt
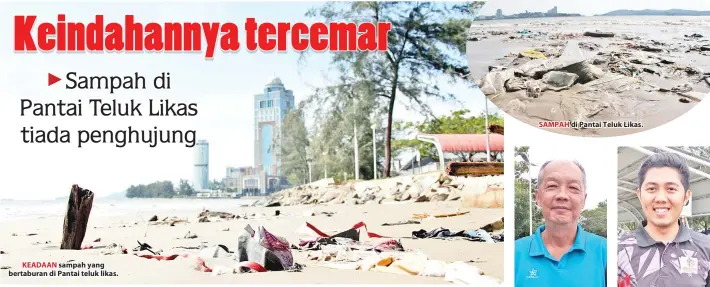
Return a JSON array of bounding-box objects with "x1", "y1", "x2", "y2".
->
[{"x1": 618, "y1": 221, "x2": 710, "y2": 287}]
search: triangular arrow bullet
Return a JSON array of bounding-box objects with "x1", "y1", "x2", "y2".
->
[{"x1": 48, "y1": 73, "x2": 61, "y2": 86}]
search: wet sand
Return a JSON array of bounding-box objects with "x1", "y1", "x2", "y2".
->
[
  {"x1": 0, "y1": 201, "x2": 503, "y2": 284},
  {"x1": 467, "y1": 16, "x2": 710, "y2": 137}
]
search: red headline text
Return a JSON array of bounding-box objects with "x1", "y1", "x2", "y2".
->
[{"x1": 14, "y1": 15, "x2": 393, "y2": 58}]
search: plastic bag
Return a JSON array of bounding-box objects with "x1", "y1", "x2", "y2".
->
[{"x1": 236, "y1": 224, "x2": 294, "y2": 271}]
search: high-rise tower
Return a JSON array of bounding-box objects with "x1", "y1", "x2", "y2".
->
[
  {"x1": 193, "y1": 140, "x2": 209, "y2": 190},
  {"x1": 254, "y1": 77, "x2": 295, "y2": 176}
]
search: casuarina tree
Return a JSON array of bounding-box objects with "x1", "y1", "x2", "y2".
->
[{"x1": 305, "y1": 2, "x2": 475, "y2": 177}]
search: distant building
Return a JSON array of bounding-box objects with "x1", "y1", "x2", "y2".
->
[
  {"x1": 222, "y1": 78, "x2": 294, "y2": 196},
  {"x1": 496, "y1": 9, "x2": 503, "y2": 19},
  {"x1": 548, "y1": 6, "x2": 558, "y2": 15},
  {"x1": 254, "y1": 77, "x2": 295, "y2": 176},
  {"x1": 193, "y1": 140, "x2": 209, "y2": 191}
]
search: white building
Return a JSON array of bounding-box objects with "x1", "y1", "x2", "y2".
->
[{"x1": 193, "y1": 140, "x2": 209, "y2": 190}]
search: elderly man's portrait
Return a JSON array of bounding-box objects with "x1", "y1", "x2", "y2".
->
[
  {"x1": 514, "y1": 146, "x2": 608, "y2": 287},
  {"x1": 618, "y1": 147, "x2": 710, "y2": 287}
]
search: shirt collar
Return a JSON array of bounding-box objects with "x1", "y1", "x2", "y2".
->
[
  {"x1": 635, "y1": 220, "x2": 691, "y2": 247},
  {"x1": 529, "y1": 224, "x2": 587, "y2": 257}
]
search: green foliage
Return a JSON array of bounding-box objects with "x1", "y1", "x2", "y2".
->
[
  {"x1": 514, "y1": 146, "x2": 543, "y2": 239},
  {"x1": 177, "y1": 179, "x2": 195, "y2": 197},
  {"x1": 689, "y1": 216, "x2": 710, "y2": 232},
  {"x1": 303, "y1": 2, "x2": 476, "y2": 177},
  {"x1": 514, "y1": 176, "x2": 543, "y2": 239},
  {"x1": 280, "y1": 108, "x2": 311, "y2": 185},
  {"x1": 392, "y1": 110, "x2": 503, "y2": 161},
  {"x1": 305, "y1": 82, "x2": 380, "y2": 182},
  {"x1": 580, "y1": 200, "x2": 607, "y2": 238},
  {"x1": 126, "y1": 181, "x2": 175, "y2": 198},
  {"x1": 208, "y1": 179, "x2": 224, "y2": 191}
]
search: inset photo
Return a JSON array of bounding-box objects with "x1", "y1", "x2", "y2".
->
[
  {"x1": 617, "y1": 146, "x2": 710, "y2": 287},
  {"x1": 514, "y1": 146, "x2": 607, "y2": 287},
  {"x1": 467, "y1": 1, "x2": 710, "y2": 137}
]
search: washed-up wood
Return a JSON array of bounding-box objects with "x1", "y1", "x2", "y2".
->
[
  {"x1": 198, "y1": 210, "x2": 236, "y2": 219},
  {"x1": 412, "y1": 211, "x2": 470, "y2": 219},
  {"x1": 60, "y1": 185, "x2": 94, "y2": 250},
  {"x1": 447, "y1": 162, "x2": 504, "y2": 177}
]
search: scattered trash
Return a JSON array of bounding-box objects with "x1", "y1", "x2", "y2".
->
[
  {"x1": 519, "y1": 49, "x2": 548, "y2": 60},
  {"x1": 542, "y1": 71, "x2": 579, "y2": 89},
  {"x1": 412, "y1": 227, "x2": 503, "y2": 242},
  {"x1": 382, "y1": 220, "x2": 420, "y2": 226},
  {"x1": 303, "y1": 210, "x2": 336, "y2": 217},
  {"x1": 133, "y1": 241, "x2": 158, "y2": 255},
  {"x1": 148, "y1": 215, "x2": 158, "y2": 222},
  {"x1": 480, "y1": 218, "x2": 505, "y2": 233},
  {"x1": 199, "y1": 245, "x2": 232, "y2": 258},
  {"x1": 150, "y1": 217, "x2": 187, "y2": 226},
  {"x1": 137, "y1": 254, "x2": 213, "y2": 272},
  {"x1": 300, "y1": 221, "x2": 388, "y2": 241},
  {"x1": 237, "y1": 224, "x2": 295, "y2": 272},
  {"x1": 184, "y1": 231, "x2": 198, "y2": 239},
  {"x1": 198, "y1": 210, "x2": 236, "y2": 219},
  {"x1": 100, "y1": 243, "x2": 128, "y2": 255},
  {"x1": 584, "y1": 31, "x2": 615, "y2": 38}
]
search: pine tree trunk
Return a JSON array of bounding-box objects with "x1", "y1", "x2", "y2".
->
[
  {"x1": 383, "y1": 95, "x2": 396, "y2": 177},
  {"x1": 383, "y1": 68, "x2": 400, "y2": 178},
  {"x1": 60, "y1": 185, "x2": 94, "y2": 250}
]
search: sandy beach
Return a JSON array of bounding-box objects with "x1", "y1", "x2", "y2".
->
[
  {"x1": 467, "y1": 16, "x2": 710, "y2": 137},
  {"x1": 0, "y1": 200, "x2": 503, "y2": 284}
]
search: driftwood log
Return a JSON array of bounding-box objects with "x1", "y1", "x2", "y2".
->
[{"x1": 60, "y1": 185, "x2": 94, "y2": 250}]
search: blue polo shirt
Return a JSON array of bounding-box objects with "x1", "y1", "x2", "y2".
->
[{"x1": 515, "y1": 224, "x2": 607, "y2": 287}]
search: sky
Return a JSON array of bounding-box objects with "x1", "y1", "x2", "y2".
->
[
  {"x1": 479, "y1": 0, "x2": 710, "y2": 17},
  {"x1": 517, "y1": 146, "x2": 607, "y2": 210},
  {"x1": 0, "y1": 2, "x2": 496, "y2": 200}
]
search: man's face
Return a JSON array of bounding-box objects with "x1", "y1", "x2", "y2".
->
[
  {"x1": 536, "y1": 161, "x2": 587, "y2": 225},
  {"x1": 637, "y1": 167, "x2": 690, "y2": 228}
]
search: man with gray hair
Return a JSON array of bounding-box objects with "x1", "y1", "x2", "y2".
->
[
  {"x1": 618, "y1": 152, "x2": 710, "y2": 287},
  {"x1": 515, "y1": 160, "x2": 607, "y2": 287}
]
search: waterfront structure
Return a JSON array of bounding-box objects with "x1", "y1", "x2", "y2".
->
[
  {"x1": 193, "y1": 140, "x2": 209, "y2": 191},
  {"x1": 496, "y1": 9, "x2": 503, "y2": 19}
]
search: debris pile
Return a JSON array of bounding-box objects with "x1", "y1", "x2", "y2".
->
[
  {"x1": 477, "y1": 36, "x2": 707, "y2": 129},
  {"x1": 469, "y1": 20, "x2": 710, "y2": 135}
]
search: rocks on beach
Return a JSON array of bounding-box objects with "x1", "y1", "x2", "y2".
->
[{"x1": 255, "y1": 173, "x2": 504, "y2": 208}]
